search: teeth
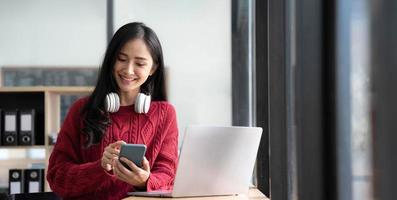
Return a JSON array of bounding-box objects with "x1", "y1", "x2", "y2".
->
[{"x1": 120, "y1": 74, "x2": 136, "y2": 81}]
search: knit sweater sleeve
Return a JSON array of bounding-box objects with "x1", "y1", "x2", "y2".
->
[
  {"x1": 47, "y1": 99, "x2": 109, "y2": 198},
  {"x1": 146, "y1": 103, "x2": 179, "y2": 191}
]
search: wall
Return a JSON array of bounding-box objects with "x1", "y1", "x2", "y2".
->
[{"x1": 0, "y1": 0, "x2": 106, "y2": 67}]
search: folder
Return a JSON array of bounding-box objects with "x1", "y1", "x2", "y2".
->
[
  {"x1": 2, "y1": 110, "x2": 18, "y2": 146},
  {"x1": 0, "y1": 109, "x2": 2, "y2": 146},
  {"x1": 9, "y1": 169, "x2": 23, "y2": 194},
  {"x1": 24, "y1": 169, "x2": 44, "y2": 193},
  {"x1": 18, "y1": 109, "x2": 35, "y2": 146}
]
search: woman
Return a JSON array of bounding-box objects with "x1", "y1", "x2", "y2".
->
[{"x1": 47, "y1": 22, "x2": 179, "y2": 200}]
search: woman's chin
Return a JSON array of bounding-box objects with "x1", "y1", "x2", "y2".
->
[{"x1": 118, "y1": 86, "x2": 139, "y2": 94}]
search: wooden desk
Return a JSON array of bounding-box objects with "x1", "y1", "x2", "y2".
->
[{"x1": 123, "y1": 188, "x2": 269, "y2": 200}]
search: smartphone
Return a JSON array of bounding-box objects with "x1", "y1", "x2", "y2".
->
[{"x1": 119, "y1": 144, "x2": 147, "y2": 170}]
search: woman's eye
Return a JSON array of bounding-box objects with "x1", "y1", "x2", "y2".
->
[
  {"x1": 136, "y1": 63, "x2": 146, "y2": 67},
  {"x1": 118, "y1": 57, "x2": 127, "y2": 62}
]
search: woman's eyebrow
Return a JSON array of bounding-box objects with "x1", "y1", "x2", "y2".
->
[
  {"x1": 135, "y1": 56, "x2": 148, "y2": 61},
  {"x1": 119, "y1": 52, "x2": 129, "y2": 57}
]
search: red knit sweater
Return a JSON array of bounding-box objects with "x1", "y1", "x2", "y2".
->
[{"x1": 47, "y1": 98, "x2": 179, "y2": 200}]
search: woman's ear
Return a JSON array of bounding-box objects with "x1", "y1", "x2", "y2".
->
[{"x1": 149, "y1": 64, "x2": 158, "y2": 76}]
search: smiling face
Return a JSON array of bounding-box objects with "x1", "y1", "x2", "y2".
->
[{"x1": 113, "y1": 38, "x2": 156, "y2": 98}]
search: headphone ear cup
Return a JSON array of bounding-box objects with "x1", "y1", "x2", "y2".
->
[
  {"x1": 110, "y1": 93, "x2": 114, "y2": 112},
  {"x1": 139, "y1": 94, "x2": 145, "y2": 113},
  {"x1": 133, "y1": 93, "x2": 151, "y2": 114},
  {"x1": 114, "y1": 93, "x2": 120, "y2": 112},
  {"x1": 105, "y1": 93, "x2": 120, "y2": 113},
  {"x1": 143, "y1": 95, "x2": 151, "y2": 113},
  {"x1": 135, "y1": 93, "x2": 142, "y2": 113},
  {"x1": 105, "y1": 94, "x2": 111, "y2": 112},
  {"x1": 136, "y1": 93, "x2": 147, "y2": 113},
  {"x1": 110, "y1": 93, "x2": 116, "y2": 112}
]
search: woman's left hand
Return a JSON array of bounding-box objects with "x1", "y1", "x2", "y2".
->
[{"x1": 113, "y1": 157, "x2": 151, "y2": 188}]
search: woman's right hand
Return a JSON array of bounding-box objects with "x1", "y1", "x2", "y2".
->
[{"x1": 101, "y1": 140, "x2": 126, "y2": 171}]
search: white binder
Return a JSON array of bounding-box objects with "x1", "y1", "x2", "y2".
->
[
  {"x1": 9, "y1": 169, "x2": 23, "y2": 194},
  {"x1": 3, "y1": 110, "x2": 18, "y2": 145}
]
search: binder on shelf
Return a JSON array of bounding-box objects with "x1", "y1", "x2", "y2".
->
[
  {"x1": 2, "y1": 110, "x2": 18, "y2": 146},
  {"x1": 24, "y1": 169, "x2": 44, "y2": 193},
  {"x1": 9, "y1": 169, "x2": 23, "y2": 194},
  {"x1": 18, "y1": 109, "x2": 35, "y2": 146},
  {"x1": 0, "y1": 109, "x2": 2, "y2": 145}
]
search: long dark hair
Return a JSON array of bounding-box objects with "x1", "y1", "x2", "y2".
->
[{"x1": 82, "y1": 22, "x2": 167, "y2": 147}]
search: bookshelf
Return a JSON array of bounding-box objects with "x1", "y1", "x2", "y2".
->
[{"x1": 0, "y1": 86, "x2": 93, "y2": 192}]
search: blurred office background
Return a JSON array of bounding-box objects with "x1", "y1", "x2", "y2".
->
[
  {"x1": 0, "y1": 0, "x2": 232, "y2": 193},
  {"x1": 0, "y1": 0, "x2": 396, "y2": 200},
  {"x1": 0, "y1": 0, "x2": 232, "y2": 136}
]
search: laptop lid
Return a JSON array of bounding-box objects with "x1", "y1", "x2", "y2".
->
[{"x1": 170, "y1": 125, "x2": 263, "y2": 197}]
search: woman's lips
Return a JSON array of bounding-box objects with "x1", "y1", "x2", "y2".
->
[{"x1": 119, "y1": 74, "x2": 137, "y2": 84}]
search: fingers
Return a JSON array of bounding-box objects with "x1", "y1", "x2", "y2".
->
[
  {"x1": 104, "y1": 146, "x2": 120, "y2": 156},
  {"x1": 109, "y1": 140, "x2": 126, "y2": 149},
  {"x1": 104, "y1": 141, "x2": 124, "y2": 161},
  {"x1": 113, "y1": 160, "x2": 128, "y2": 181},
  {"x1": 101, "y1": 156, "x2": 113, "y2": 171},
  {"x1": 103, "y1": 150, "x2": 117, "y2": 159},
  {"x1": 105, "y1": 164, "x2": 112, "y2": 171},
  {"x1": 113, "y1": 159, "x2": 150, "y2": 187},
  {"x1": 103, "y1": 146, "x2": 120, "y2": 166},
  {"x1": 120, "y1": 157, "x2": 141, "y2": 172},
  {"x1": 142, "y1": 157, "x2": 150, "y2": 172},
  {"x1": 101, "y1": 141, "x2": 125, "y2": 171}
]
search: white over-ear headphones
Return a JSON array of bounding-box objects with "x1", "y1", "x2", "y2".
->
[{"x1": 105, "y1": 92, "x2": 151, "y2": 114}]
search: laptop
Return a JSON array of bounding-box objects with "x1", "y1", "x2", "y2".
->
[{"x1": 128, "y1": 125, "x2": 263, "y2": 198}]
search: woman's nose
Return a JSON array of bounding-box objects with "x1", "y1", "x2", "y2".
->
[{"x1": 126, "y1": 61, "x2": 135, "y2": 74}]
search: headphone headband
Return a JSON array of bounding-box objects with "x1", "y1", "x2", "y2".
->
[{"x1": 105, "y1": 92, "x2": 150, "y2": 114}]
